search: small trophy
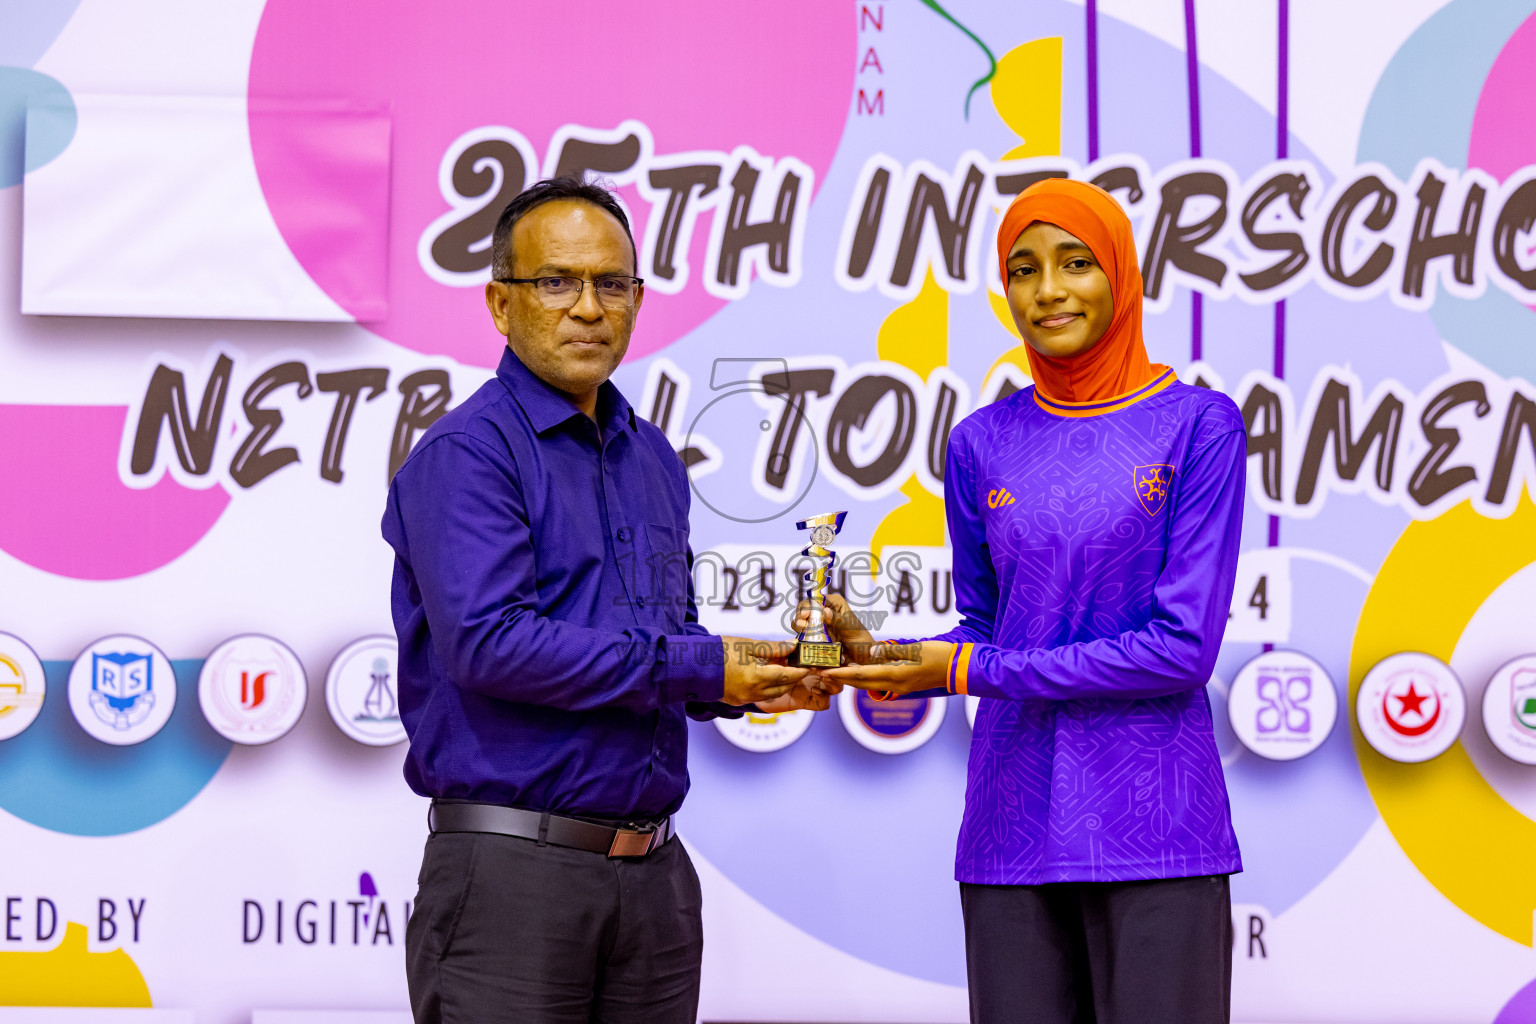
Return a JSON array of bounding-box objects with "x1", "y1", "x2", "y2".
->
[{"x1": 792, "y1": 511, "x2": 847, "y2": 668}]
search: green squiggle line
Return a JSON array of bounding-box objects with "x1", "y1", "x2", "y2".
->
[{"x1": 916, "y1": 0, "x2": 998, "y2": 120}]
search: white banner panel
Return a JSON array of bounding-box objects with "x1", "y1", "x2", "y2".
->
[{"x1": 21, "y1": 95, "x2": 388, "y2": 322}]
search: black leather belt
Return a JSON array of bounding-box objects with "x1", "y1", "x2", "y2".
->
[{"x1": 428, "y1": 799, "x2": 675, "y2": 858}]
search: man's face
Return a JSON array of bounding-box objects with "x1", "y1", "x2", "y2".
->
[
  {"x1": 1005, "y1": 221, "x2": 1115, "y2": 360},
  {"x1": 484, "y1": 199, "x2": 642, "y2": 402}
]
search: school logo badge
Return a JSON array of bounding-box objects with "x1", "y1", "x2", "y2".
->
[
  {"x1": 1481, "y1": 655, "x2": 1536, "y2": 765},
  {"x1": 199, "y1": 634, "x2": 308, "y2": 745},
  {"x1": 837, "y1": 687, "x2": 946, "y2": 754},
  {"x1": 1513, "y1": 668, "x2": 1536, "y2": 731},
  {"x1": 1227, "y1": 650, "x2": 1337, "y2": 761},
  {"x1": 68, "y1": 635, "x2": 177, "y2": 745},
  {"x1": 91, "y1": 652, "x2": 155, "y2": 728},
  {"x1": 1356, "y1": 652, "x2": 1465, "y2": 763},
  {"x1": 1132, "y1": 464, "x2": 1175, "y2": 516},
  {"x1": 0, "y1": 633, "x2": 46, "y2": 741},
  {"x1": 715, "y1": 707, "x2": 815, "y2": 753},
  {"x1": 1383, "y1": 679, "x2": 1439, "y2": 736},
  {"x1": 325, "y1": 636, "x2": 405, "y2": 746}
]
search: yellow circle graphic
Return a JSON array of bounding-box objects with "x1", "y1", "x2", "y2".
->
[{"x1": 1349, "y1": 498, "x2": 1536, "y2": 945}]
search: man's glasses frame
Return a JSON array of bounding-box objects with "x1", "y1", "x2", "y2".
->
[{"x1": 495, "y1": 275, "x2": 644, "y2": 310}]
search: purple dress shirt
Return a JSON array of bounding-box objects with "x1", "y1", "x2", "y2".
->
[{"x1": 381, "y1": 347, "x2": 729, "y2": 820}]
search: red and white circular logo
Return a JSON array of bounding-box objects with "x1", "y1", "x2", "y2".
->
[
  {"x1": 1356, "y1": 652, "x2": 1466, "y2": 763},
  {"x1": 199, "y1": 634, "x2": 308, "y2": 745}
]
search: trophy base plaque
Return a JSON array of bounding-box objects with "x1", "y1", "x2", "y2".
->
[{"x1": 794, "y1": 641, "x2": 842, "y2": 668}]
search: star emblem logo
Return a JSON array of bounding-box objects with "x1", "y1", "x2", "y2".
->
[
  {"x1": 1383, "y1": 673, "x2": 1441, "y2": 737},
  {"x1": 1395, "y1": 683, "x2": 1428, "y2": 717},
  {"x1": 1358, "y1": 653, "x2": 1465, "y2": 763}
]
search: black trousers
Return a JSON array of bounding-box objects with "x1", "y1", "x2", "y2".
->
[
  {"x1": 960, "y1": 874, "x2": 1233, "y2": 1024},
  {"x1": 406, "y1": 830, "x2": 704, "y2": 1024}
]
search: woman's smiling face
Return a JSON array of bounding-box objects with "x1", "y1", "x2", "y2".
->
[{"x1": 1005, "y1": 221, "x2": 1115, "y2": 360}]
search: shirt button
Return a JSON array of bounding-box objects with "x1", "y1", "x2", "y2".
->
[
  {"x1": 617, "y1": 527, "x2": 632, "y2": 542},
  {"x1": 636, "y1": 596, "x2": 646, "y2": 608},
  {"x1": 686, "y1": 692, "x2": 699, "y2": 700}
]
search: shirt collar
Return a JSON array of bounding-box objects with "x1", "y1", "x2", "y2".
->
[{"x1": 495, "y1": 346, "x2": 637, "y2": 438}]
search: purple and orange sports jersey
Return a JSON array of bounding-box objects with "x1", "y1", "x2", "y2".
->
[{"x1": 930, "y1": 368, "x2": 1245, "y2": 884}]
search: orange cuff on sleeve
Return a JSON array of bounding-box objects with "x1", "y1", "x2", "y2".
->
[{"x1": 949, "y1": 643, "x2": 973, "y2": 695}]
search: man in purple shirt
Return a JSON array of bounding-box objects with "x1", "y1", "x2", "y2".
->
[{"x1": 382, "y1": 177, "x2": 817, "y2": 1023}]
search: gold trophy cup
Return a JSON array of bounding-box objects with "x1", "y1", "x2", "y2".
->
[{"x1": 792, "y1": 511, "x2": 847, "y2": 668}]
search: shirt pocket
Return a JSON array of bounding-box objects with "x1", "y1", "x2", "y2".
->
[{"x1": 642, "y1": 522, "x2": 691, "y2": 632}]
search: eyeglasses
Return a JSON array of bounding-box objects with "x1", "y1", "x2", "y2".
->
[{"x1": 495, "y1": 275, "x2": 644, "y2": 310}]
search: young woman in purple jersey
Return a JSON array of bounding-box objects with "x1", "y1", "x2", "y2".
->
[{"x1": 815, "y1": 178, "x2": 1246, "y2": 1023}]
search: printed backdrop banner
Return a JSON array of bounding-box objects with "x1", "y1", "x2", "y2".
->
[{"x1": 2, "y1": 1, "x2": 1536, "y2": 1021}]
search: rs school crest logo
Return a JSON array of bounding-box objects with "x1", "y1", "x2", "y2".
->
[
  {"x1": 1133, "y1": 464, "x2": 1175, "y2": 516},
  {"x1": 90, "y1": 652, "x2": 156, "y2": 730},
  {"x1": 68, "y1": 635, "x2": 177, "y2": 745}
]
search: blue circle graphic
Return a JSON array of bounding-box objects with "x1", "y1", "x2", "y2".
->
[{"x1": 0, "y1": 660, "x2": 230, "y2": 836}]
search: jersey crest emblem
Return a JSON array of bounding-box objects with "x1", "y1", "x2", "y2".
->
[{"x1": 1132, "y1": 464, "x2": 1175, "y2": 516}]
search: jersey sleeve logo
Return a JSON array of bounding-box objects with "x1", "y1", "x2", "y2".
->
[
  {"x1": 1132, "y1": 464, "x2": 1175, "y2": 516},
  {"x1": 986, "y1": 487, "x2": 1017, "y2": 509}
]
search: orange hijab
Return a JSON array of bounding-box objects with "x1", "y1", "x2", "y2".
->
[{"x1": 995, "y1": 178, "x2": 1166, "y2": 404}]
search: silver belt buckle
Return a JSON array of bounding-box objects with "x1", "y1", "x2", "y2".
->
[{"x1": 608, "y1": 825, "x2": 657, "y2": 858}]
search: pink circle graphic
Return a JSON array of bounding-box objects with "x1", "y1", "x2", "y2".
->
[
  {"x1": 249, "y1": 2, "x2": 856, "y2": 368},
  {"x1": 0, "y1": 405, "x2": 229, "y2": 580},
  {"x1": 1469, "y1": 10, "x2": 1536, "y2": 314}
]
